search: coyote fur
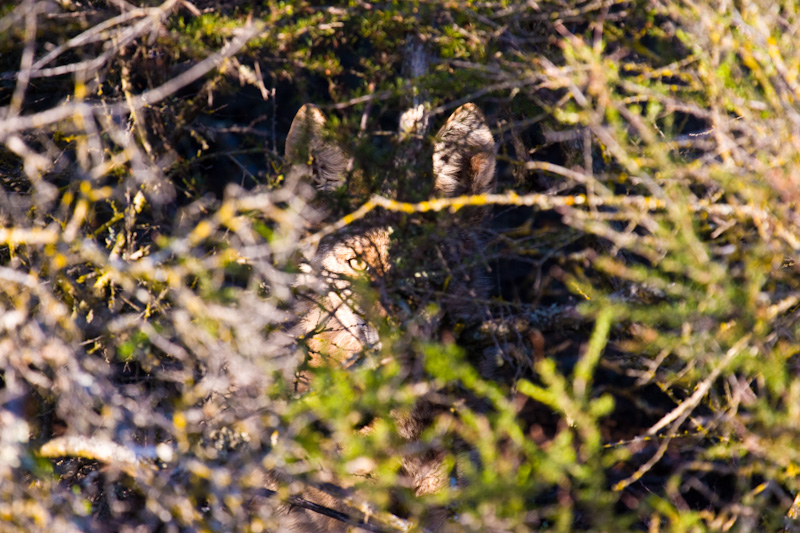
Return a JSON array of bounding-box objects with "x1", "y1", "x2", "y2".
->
[{"x1": 274, "y1": 102, "x2": 496, "y2": 531}]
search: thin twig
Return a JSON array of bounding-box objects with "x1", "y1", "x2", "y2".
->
[
  {"x1": 0, "y1": 19, "x2": 262, "y2": 141},
  {"x1": 646, "y1": 334, "x2": 751, "y2": 436}
]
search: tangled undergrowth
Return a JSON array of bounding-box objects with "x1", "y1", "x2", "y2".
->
[{"x1": 1, "y1": 0, "x2": 799, "y2": 531}]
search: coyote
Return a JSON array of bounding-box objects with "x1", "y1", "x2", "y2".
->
[
  {"x1": 289, "y1": 102, "x2": 495, "y2": 369},
  {"x1": 275, "y1": 102, "x2": 496, "y2": 531}
]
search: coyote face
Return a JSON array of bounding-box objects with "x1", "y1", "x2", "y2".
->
[
  {"x1": 286, "y1": 103, "x2": 496, "y2": 370},
  {"x1": 298, "y1": 227, "x2": 390, "y2": 367}
]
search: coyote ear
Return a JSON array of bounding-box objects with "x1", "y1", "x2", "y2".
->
[
  {"x1": 432, "y1": 103, "x2": 496, "y2": 197},
  {"x1": 285, "y1": 104, "x2": 350, "y2": 191}
]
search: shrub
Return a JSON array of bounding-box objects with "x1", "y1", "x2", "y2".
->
[{"x1": 0, "y1": 0, "x2": 799, "y2": 531}]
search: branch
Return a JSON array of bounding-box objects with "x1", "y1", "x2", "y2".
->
[
  {"x1": 254, "y1": 488, "x2": 417, "y2": 533},
  {"x1": 299, "y1": 185, "x2": 799, "y2": 253},
  {"x1": 29, "y1": 0, "x2": 179, "y2": 74},
  {"x1": 39, "y1": 434, "x2": 417, "y2": 533},
  {"x1": 646, "y1": 334, "x2": 751, "y2": 436},
  {"x1": 39, "y1": 436, "x2": 168, "y2": 478},
  {"x1": 0, "y1": 18, "x2": 262, "y2": 141}
]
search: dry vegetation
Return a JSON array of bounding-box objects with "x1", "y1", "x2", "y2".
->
[{"x1": 1, "y1": 0, "x2": 800, "y2": 531}]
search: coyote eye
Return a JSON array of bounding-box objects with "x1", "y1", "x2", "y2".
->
[{"x1": 349, "y1": 258, "x2": 368, "y2": 272}]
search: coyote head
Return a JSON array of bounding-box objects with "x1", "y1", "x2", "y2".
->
[{"x1": 286, "y1": 103, "x2": 496, "y2": 370}]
